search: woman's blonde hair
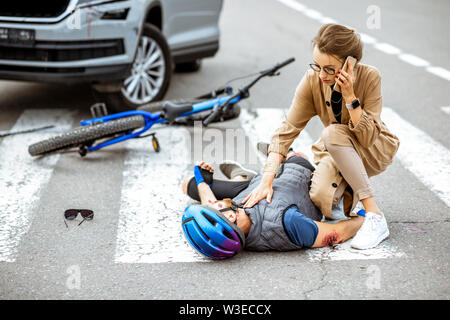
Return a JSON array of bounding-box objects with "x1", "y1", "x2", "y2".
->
[{"x1": 312, "y1": 24, "x2": 363, "y2": 63}]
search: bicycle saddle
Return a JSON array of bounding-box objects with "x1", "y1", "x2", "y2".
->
[{"x1": 163, "y1": 101, "x2": 193, "y2": 124}]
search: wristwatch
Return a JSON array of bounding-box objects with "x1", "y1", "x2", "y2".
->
[{"x1": 346, "y1": 98, "x2": 360, "y2": 110}]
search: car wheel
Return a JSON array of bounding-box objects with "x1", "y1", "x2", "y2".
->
[{"x1": 93, "y1": 23, "x2": 172, "y2": 112}]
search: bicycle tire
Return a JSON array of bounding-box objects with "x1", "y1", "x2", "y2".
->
[{"x1": 28, "y1": 116, "x2": 146, "y2": 156}]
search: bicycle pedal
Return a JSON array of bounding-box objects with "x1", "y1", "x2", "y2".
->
[{"x1": 90, "y1": 103, "x2": 108, "y2": 118}]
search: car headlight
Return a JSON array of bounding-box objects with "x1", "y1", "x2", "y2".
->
[
  {"x1": 77, "y1": 0, "x2": 127, "y2": 8},
  {"x1": 76, "y1": 0, "x2": 129, "y2": 20}
]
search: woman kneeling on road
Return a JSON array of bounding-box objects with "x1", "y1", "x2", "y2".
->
[
  {"x1": 181, "y1": 153, "x2": 364, "y2": 259},
  {"x1": 242, "y1": 24, "x2": 400, "y2": 250}
]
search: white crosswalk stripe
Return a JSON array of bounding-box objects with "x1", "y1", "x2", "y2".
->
[
  {"x1": 114, "y1": 126, "x2": 208, "y2": 264},
  {"x1": 308, "y1": 241, "x2": 405, "y2": 261},
  {"x1": 0, "y1": 109, "x2": 75, "y2": 262},
  {"x1": 441, "y1": 106, "x2": 450, "y2": 115},
  {"x1": 382, "y1": 107, "x2": 450, "y2": 208}
]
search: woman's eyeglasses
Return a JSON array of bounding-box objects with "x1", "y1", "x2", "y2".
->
[{"x1": 309, "y1": 63, "x2": 337, "y2": 75}]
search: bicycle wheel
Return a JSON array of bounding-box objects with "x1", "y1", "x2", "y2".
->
[{"x1": 28, "y1": 116, "x2": 146, "y2": 156}]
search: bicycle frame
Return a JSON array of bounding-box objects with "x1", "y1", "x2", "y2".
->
[{"x1": 80, "y1": 94, "x2": 242, "y2": 151}]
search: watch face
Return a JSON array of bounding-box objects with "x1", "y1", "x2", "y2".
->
[{"x1": 352, "y1": 99, "x2": 360, "y2": 108}]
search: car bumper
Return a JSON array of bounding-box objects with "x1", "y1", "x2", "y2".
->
[
  {"x1": 0, "y1": 63, "x2": 130, "y2": 83},
  {"x1": 0, "y1": 0, "x2": 140, "y2": 83}
]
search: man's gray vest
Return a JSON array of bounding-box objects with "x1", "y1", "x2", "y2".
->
[{"x1": 233, "y1": 162, "x2": 322, "y2": 251}]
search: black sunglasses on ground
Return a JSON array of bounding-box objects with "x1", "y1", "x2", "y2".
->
[{"x1": 64, "y1": 209, "x2": 94, "y2": 227}]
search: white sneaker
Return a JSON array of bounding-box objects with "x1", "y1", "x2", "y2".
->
[{"x1": 350, "y1": 212, "x2": 390, "y2": 250}]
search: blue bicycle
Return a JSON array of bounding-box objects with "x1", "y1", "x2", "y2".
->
[{"x1": 28, "y1": 58, "x2": 295, "y2": 157}]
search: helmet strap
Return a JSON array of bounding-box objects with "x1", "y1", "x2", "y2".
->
[{"x1": 218, "y1": 201, "x2": 243, "y2": 225}]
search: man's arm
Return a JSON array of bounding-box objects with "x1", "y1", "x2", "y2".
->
[
  {"x1": 312, "y1": 216, "x2": 364, "y2": 248},
  {"x1": 197, "y1": 182, "x2": 217, "y2": 206}
]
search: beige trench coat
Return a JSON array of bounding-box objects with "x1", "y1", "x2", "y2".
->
[{"x1": 267, "y1": 63, "x2": 400, "y2": 218}]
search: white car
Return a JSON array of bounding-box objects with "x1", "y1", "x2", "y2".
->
[{"x1": 0, "y1": 0, "x2": 223, "y2": 110}]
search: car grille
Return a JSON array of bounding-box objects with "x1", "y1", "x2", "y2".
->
[
  {"x1": 0, "y1": 39, "x2": 125, "y2": 62},
  {"x1": 0, "y1": 1, "x2": 71, "y2": 18}
]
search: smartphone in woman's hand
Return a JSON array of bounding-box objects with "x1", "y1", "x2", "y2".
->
[{"x1": 333, "y1": 56, "x2": 357, "y2": 92}]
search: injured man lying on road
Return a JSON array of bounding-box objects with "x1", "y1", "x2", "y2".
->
[{"x1": 180, "y1": 149, "x2": 365, "y2": 259}]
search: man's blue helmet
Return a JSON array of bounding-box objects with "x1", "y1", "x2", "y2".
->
[{"x1": 181, "y1": 205, "x2": 245, "y2": 259}]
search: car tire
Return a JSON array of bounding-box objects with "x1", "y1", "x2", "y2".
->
[{"x1": 93, "y1": 23, "x2": 172, "y2": 112}]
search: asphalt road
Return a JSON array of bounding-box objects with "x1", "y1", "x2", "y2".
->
[{"x1": 0, "y1": 0, "x2": 449, "y2": 300}]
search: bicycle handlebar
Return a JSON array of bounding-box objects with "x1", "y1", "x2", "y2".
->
[
  {"x1": 260, "y1": 57, "x2": 295, "y2": 76},
  {"x1": 202, "y1": 57, "x2": 295, "y2": 126}
]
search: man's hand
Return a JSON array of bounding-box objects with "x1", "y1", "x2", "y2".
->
[
  {"x1": 194, "y1": 161, "x2": 214, "y2": 186},
  {"x1": 195, "y1": 161, "x2": 214, "y2": 173}
]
